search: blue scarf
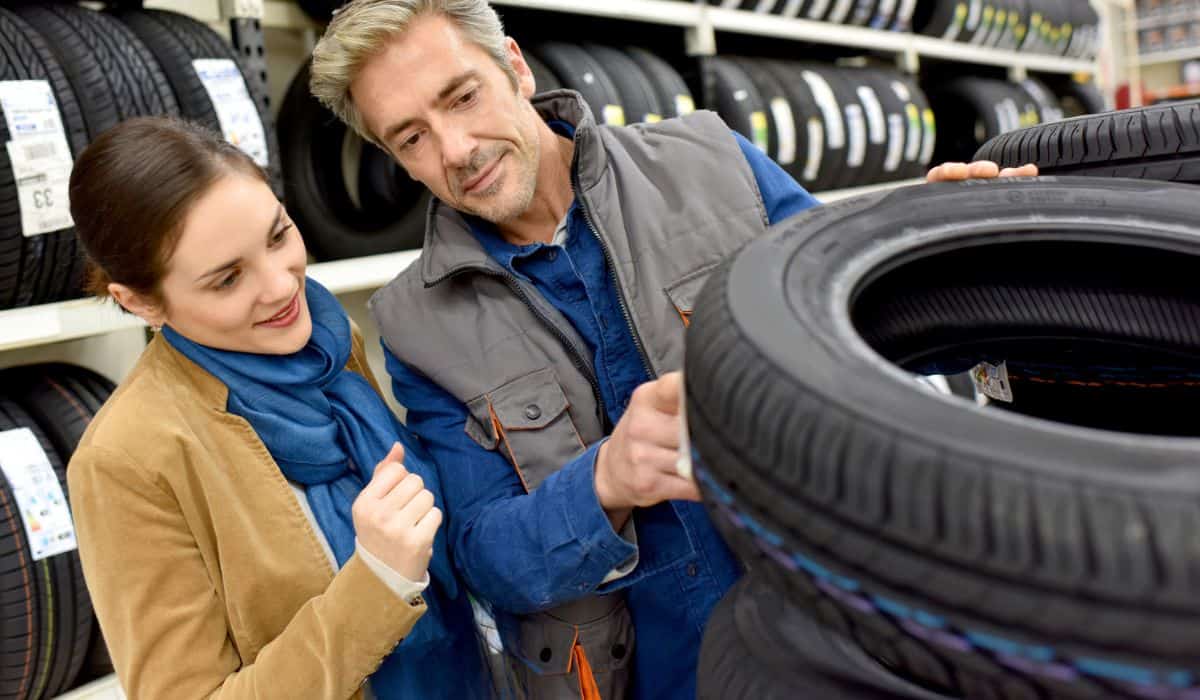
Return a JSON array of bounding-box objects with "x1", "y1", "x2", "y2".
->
[{"x1": 162, "y1": 279, "x2": 483, "y2": 698}]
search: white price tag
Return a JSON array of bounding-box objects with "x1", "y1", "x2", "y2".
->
[
  {"x1": 0, "y1": 81, "x2": 75, "y2": 237},
  {"x1": 192, "y1": 59, "x2": 269, "y2": 167},
  {"x1": 0, "y1": 429, "x2": 76, "y2": 561},
  {"x1": 6, "y1": 139, "x2": 73, "y2": 237}
]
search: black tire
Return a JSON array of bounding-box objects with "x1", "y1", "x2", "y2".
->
[
  {"x1": 533, "y1": 43, "x2": 626, "y2": 126},
  {"x1": 115, "y1": 9, "x2": 283, "y2": 198},
  {"x1": 878, "y1": 74, "x2": 927, "y2": 180},
  {"x1": 870, "y1": 0, "x2": 901, "y2": 28},
  {"x1": 1049, "y1": 78, "x2": 1107, "y2": 117},
  {"x1": 581, "y1": 45, "x2": 664, "y2": 124},
  {"x1": 826, "y1": 0, "x2": 858, "y2": 23},
  {"x1": 698, "y1": 576, "x2": 957, "y2": 699},
  {"x1": 860, "y1": 70, "x2": 911, "y2": 183},
  {"x1": 1017, "y1": 76, "x2": 1064, "y2": 123},
  {"x1": 524, "y1": 52, "x2": 563, "y2": 95},
  {"x1": 849, "y1": 0, "x2": 880, "y2": 25},
  {"x1": 278, "y1": 61, "x2": 428, "y2": 261},
  {"x1": 803, "y1": 0, "x2": 835, "y2": 20},
  {"x1": 623, "y1": 48, "x2": 696, "y2": 119},
  {"x1": 764, "y1": 61, "x2": 845, "y2": 192},
  {"x1": 705, "y1": 57, "x2": 772, "y2": 156},
  {"x1": 975, "y1": 99, "x2": 1200, "y2": 183},
  {"x1": 841, "y1": 68, "x2": 892, "y2": 186},
  {"x1": 3, "y1": 364, "x2": 114, "y2": 470},
  {"x1": 687, "y1": 176, "x2": 1200, "y2": 700},
  {"x1": 927, "y1": 77, "x2": 1014, "y2": 164},
  {"x1": 914, "y1": 0, "x2": 969, "y2": 39},
  {"x1": 890, "y1": 0, "x2": 920, "y2": 30},
  {"x1": 0, "y1": 396, "x2": 91, "y2": 698},
  {"x1": 732, "y1": 58, "x2": 801, "y2": 176},
  {"x1": 811, "y1": 67, "x2": 869, "y2": 189},
  {"x1": 0, "y1": 7, "x2": 88, "y2": 311}
]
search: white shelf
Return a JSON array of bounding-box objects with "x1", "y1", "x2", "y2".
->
[
  {"x1": 1137, "y1": 10, "x2": 1200, "y2": 29},
  {"x1": 55, "y1": 675, "x2": 123, "y2": 700},
  {"x1": 1137, "y1": 45, "x2": 1200, "y2": 63},
  {"x1": 0, "y1": 250, "x2": 422, "y2": 354}
]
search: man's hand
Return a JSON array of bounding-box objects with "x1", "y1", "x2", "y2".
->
[
  {"x1": 926, "y1": 160, "x2": 1039, "y2": 182},
  {"x1": 594, "y1": 372, "x2": 700, "y2": 529},
  {"x1": 353, "y1": 443, "x2": 442, "y2": 582}
]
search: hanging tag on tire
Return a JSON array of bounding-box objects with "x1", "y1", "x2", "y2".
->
[{"x1": 970, "y1": 361, "x2": 1013, "y2": 403}]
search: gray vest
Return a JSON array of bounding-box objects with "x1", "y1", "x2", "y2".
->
[{"x1": 370, "y1": 90, "x2": 768, "y2": 699}]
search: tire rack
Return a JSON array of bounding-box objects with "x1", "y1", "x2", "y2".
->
[{"x1": 0, "y1": 1, "x2": 1101, "y2": 697}]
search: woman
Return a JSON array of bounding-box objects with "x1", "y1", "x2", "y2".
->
[{"x1": 66, "y1": 117, "x2": 490, "y2": 698}]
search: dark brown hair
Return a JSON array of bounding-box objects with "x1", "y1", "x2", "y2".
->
[{"x1": 69, "y1": 116, "x2": 268, "y2": 300}]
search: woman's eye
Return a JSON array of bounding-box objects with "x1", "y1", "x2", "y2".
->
[
  {"x1": 271, "y1": 224, "x2": 292, "y2": 245},
  {"x1": 217, "y1": 270, "x2": 240, "y2": 290}
]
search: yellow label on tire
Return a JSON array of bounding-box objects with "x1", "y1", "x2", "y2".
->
[
  {"x1": 644, "y1": 113, "x2": 663, "y2": 124},
  {"x1": 603, "y1": 104, "x2": 626, "y2": 126},
  {"x1": 675, "y1": 95, "x2": 696, "y2": 116},
  {"x1": 750, "y1": 111, "x2": 770, "y2": 153}
]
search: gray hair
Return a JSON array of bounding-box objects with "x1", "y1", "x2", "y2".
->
[{"x1": 310, "y1": 0, "x2": 516, "y2": 148}]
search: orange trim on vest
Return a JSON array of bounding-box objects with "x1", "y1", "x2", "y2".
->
[
  {"x1": 487, "y1": 401, "x2": 530, "y2": 493},
  {"x1": 676, "y1": 308, "x2": 692, "y2": 327},
  {"x1": 565, "y1": 627, "x2": 602, "y2": 700}
]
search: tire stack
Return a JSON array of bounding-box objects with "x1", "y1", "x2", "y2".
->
[
  {"x1": 0, "y1": 3, "x2": 279, "y2": 312},
  {"x1": 1137, "y1": 0, "x2": 1200, "y2": 55},
  {"x1": 706, "y1": 58, "x2": 936, "y2": 190},
  {"x1": 0, "y1": 363, "x2": 116, "y2": 698},
  {"x1": 701, "y1": 0, "x2": 922, "y2": 32},
  {"x1": 913, "y1": 0, "x2": 1101, "y2": 58}
]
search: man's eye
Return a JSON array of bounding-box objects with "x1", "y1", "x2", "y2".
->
[{"x1": 456, "y1": 89, "x2": 478, "y2": 107}]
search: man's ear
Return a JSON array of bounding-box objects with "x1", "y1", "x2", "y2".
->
[
  {"x1": 108, "y1": 282, "x2": 166, "y2": 328},
  {"x1": 506, "y1": 37, "x2": 536, "y2": 99}
]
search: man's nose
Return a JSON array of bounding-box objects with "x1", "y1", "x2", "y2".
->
[{"x1": 441, "y1": 127, "x2": 479, "y2": 170}]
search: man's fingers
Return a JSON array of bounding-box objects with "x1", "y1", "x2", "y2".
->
[
  {"x1": 650, "y1": 371, "x2": 683, "y2": 415},
  {"x1": 655, "y1": 474, "x2": 702, "y2": 503},
  {"x1": 927, "y1": 162, "x2": 967, "y2": 182},
  {"x1": 966, "y1": 160, "x2": 1000, "y2": 178},
  {"x1": 999, "y1": 163, "x2": 1039, "y2": 178}
]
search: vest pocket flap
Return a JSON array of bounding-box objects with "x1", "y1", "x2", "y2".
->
[
  {"x1": 514, "y1": 599, "x2": 635, "y2": 677},
  {"x1": 664, "y1": 263, "x2": 720, "y2": 318},
  {"x1": 488, "y1": 368, "x2": 570, "y2": 430}
]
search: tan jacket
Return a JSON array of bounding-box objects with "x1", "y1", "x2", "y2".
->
[{"x1": 69, "y1": 332, "x2": 426, "y2": 699}]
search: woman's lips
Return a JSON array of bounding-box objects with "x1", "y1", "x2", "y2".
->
[{"x1": 257, "y1": 292, "x2": 300, "y2": 328}]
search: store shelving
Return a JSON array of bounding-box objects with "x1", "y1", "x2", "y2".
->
[
  {"x1": 1137, "y1": 45, "x2": 1200, "y2": 63},
  {"x1": 0, "y1": 249, "x2": 422, "y2": 353}
]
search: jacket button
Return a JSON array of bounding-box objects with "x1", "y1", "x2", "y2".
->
[
  {"x1": 611, "y1": 643, "x2": 627, "y2": 660},
  {"x1": 686, "y1": 563, "x2": 698, "y2": 577},
  {"x1": 524, "y1": 404, "x2": 542, "y2": 420},
  {"x1": 540, "y1": 647, "x2": 553, "y2": 663}
]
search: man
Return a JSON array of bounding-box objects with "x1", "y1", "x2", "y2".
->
[{"x1": 310, "y1": 3, "x2": 1036, "y2": 697}]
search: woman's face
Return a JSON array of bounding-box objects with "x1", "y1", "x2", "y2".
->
[{"x1": 144, "y1": 172, "x2": 312, "y2": 355}]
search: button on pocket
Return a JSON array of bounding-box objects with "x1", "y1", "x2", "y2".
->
[{"x1": 524, "y1": 404, "x2": 542, "y2": 420}]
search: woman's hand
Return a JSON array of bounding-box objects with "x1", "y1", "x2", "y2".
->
[{"x1": 353, "y1": 443, "x2": 441, "y2": 582}]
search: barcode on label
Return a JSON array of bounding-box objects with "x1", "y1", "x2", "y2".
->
[{"x1": 21, "y1": 140, "x2": 57, "y2": 161}]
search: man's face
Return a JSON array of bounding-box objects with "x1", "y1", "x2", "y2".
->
[{"x1": 351, "y1": 15, "x2": 542, "y2": 224}]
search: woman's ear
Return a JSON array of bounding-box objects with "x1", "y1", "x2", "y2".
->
[{"x1": 108, "y1": 282, "x2": 166, "y2": 329}]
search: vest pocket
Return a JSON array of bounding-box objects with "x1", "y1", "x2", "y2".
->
[
  {"x1": 510, "y1": 596, "x2": 635, "y2": 699},
  {"x1": 464, "y1": 367, "x2": 588, "y2": 492},
  {"x1": 664, "y1": 263, "x2": 720, "y2": 328}
]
